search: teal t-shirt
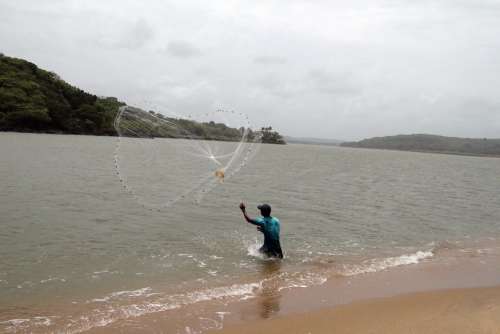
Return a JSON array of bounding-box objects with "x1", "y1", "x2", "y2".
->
[{"x1": 255, "y1": 216, "x2": 280, "y2": 241}]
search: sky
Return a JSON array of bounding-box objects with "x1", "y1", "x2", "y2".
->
[{"x1": 1, "y1": 0, "x2": 500, "y2": 140}]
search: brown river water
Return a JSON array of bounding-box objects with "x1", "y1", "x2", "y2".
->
[{"x1": 1, "y1": 132, "x2": 499, "y2": 333}]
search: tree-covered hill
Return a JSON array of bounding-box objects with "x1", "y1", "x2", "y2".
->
[
  {"x1": 0, "y1": 54, "x2": 124, "y2": 135},
  {"x1": 118, "y1": 107, "x2": 250, "y2": 141},
  {"x1": 118, "y1": 108, "x2": 286, "y2": 143},
  {"x1": 341, "y1": 134, "x2": 500, "y2": 157},
  {"x1": 0, "y1": 54, "x2": 285, "y2": 144}
]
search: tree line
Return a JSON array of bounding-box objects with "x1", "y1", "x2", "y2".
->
[
  {"x1": 341, "y1": 134, "x2": 500, "y2": 156},
  {"x1": 0, "y1": 54, "x2": 123, "y2": 135},
  {"x1": 0, "y1": 54, "x2": 285, "y2": 144}
]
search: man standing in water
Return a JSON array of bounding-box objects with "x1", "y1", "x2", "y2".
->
[{"x1": 239, "y1": 203, "x2": 283, "y2": 259}]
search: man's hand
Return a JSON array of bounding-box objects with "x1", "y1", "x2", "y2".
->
[{"x1": 240, "y1": 202, "x2": 259, "y2": 226}]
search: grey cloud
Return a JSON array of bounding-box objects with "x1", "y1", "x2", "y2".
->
[
  {"x1": 250, "y1": 75, "x2": 295, "y2": 98},
  {"x1": 253, "y1": 56, "x2": 287, "y2": 65},
  {"x1": 455, "y1": 98, "x2": 500, "y2": 121},
  {"x1": 2, "y1": 0, "x2": 500, "y2": 140},
  {"x1": 306, "y1": 70, "x2": 360, "y2": 96},
  {"x1": 126, "y1": 19, "x2": 155, "y2": 49},
  {"x1": 436, "y1": 0, "x2": 500, "y2": 12},
  {"x1": 165, "y1": 41, "x2": 202, "y2": 58},
  {"x1": 97, "y1": 18, "x2": 154, "y2": 50},
  {"x1": 250, "y1": 69, "x2": 360, "y2": 100}
]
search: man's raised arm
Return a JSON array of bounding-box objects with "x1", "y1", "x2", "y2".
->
[{"x1": 239, "y1": 202, "x2": 260, "y2": 226}]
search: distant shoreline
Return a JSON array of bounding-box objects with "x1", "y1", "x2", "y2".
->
[
  {"x1": 287, "y1": 139, "x2": 500, "y2": 158},
  {"x1": 342, "y1": 145, "x2": 500, "y2": 158},
  {"x1": 0, "y1": 129, "x2": 116, "y2": 136},
  {"x1": 0, "y1": 131, "x2": 288, "y2": 144},
  {"x1": 3, "y1": 132, "x2": 499, "y2": 153},
  {"x1": 341, "y1": 134, "x2": 500, "y2": 158}
]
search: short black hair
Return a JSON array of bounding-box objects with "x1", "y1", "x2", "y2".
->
[{"x1": 257, "y1": 204, "x2": 271, "y2": 217}]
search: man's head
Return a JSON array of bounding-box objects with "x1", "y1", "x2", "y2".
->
[{"x1": 258, "y1": 203, "x2": 271, "y2": 217}]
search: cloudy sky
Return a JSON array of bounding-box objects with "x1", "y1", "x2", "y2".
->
[{"x1": 1, "y1": 0, "x2": 499, "y2": 140}]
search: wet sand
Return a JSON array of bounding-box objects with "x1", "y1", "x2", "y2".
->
[
  {"x1": 213, "y1": 285, "x2": 500, "y2": 334},
  {"x1": 208, "y1": 247, "x2": 500, "y2": 334},
  {"x1": 86, "y1": 243, "x2": 500, "y2": 334}
]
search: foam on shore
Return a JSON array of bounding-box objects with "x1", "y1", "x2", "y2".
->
[{"x1": 212, "y1": 285, "x2": 500, "y2": 334}]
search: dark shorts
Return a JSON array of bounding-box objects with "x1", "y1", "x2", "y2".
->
[{"x1": 259, "y1": 239, "x2": 283, "y2": 259}]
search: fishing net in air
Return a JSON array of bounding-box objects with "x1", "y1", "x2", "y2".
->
[{"x1": 113, "y1": 106, "x2": 262, "y2": 210}]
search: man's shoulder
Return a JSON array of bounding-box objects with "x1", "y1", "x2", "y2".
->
[{"x1": 271, "y1": 216, "x2": 280, "y2": 223}]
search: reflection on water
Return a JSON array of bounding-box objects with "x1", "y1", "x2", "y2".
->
[{"x1": 257, "y1": 260, "x2": 282, "y2": 319}]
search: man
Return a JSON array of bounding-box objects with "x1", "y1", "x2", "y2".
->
[{"x1": 239, "y1": 202, "x2": 283, "y2": 259}]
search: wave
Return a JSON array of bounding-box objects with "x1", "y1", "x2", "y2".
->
[
  {"x1": 277, "y1": 272, "x2": 328, "y2": 291},
  {"x1": 0, "y1": 316, "x2": 55, "y2": 333},
  {"x1": 90, "y1": 287, "x2": 157, "y2": 303},
  {"x1": 1, "y1": 249, "x2": 439, "y2": 333},
  {"x1": 341, "y1": 250, "x2": 434, "y2": 276},
  {"x1": 1, "y1": 269, "x2": 331, "y2": 334},
  {"x1": 78, "y1": 250, "x2": 434, "y2": 332},
  {"x1": 72, "y1": 283, "x2": 261, "y2": 334}
]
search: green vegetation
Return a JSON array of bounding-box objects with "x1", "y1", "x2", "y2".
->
[
  {"x1": 341, "y1": 134, "x2": 500, "y2": 157},
  {"x1": 0, "y1": 54, "x2": 285, "y2": 144},
  {"x1": 118, "y1": 108, "x2": 285, "y2": 144},
  {"x1": 260, "y1": 126, "x2": 286, "y2": 144},
  {"x1": 0, "y1": 54, "x2": 124, "y2": 135},
  {"x1": 118, "y1": 107, "x2": 252, "y2": 141},
  {"x1": 285, "y1": 136, "x2": 342, "y2": 146}
]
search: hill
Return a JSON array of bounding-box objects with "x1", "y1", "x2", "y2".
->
[
  {"x1": 341, "y1": 134, "x2": 500, "y2": 157},
  {"x1": 0, "y1": 54, "x2": 285, "y2": 144},
  {"x1": 0, "y1": 54, "x2": 123, "y2": 135},
  {"x1": 119, "y1": 108, "x2": 285, "y2": 144},
  {"x1": 285, "y1": 136, "x2": 343, "y2": 146}
]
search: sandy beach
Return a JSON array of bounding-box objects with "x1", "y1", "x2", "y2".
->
[
  {"x1": 213, "y1": 286, "x2": 500, "y2": 334},
  {"x1": 82, "y1": 240, "x2": 500, "y2": 334},
  {"x1": 207, "y1": 245, "x2": 500, "y2": 334}
]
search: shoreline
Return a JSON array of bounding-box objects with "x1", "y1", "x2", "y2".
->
[
  {"x1": 0, "y1": 131, "x2": 287, "y2": 144},
  {"x1": 339, "y1": 145, "x2": 500, "y2": 158},
  {"x1": 82, "y1": 239, "x2": 500, "y2": 333},
  {"x1": 3, "y1": 242, "x2": 500, "y2": 334},
  {"x1": 208, "y1": 245, "x2": 500, "y2": 334},
  {"x1": 212, "y1": 285, "x2": 500, "y2": 334},
  {"x1": 4, "y1": 132, "x2": 500, "y2": 155}
]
